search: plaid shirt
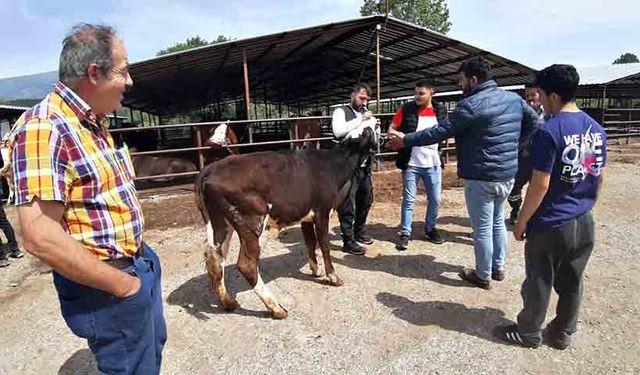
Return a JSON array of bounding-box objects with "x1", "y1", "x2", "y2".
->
[{"x1": 10, "y1": 82, "x2": 144, "y2": 259}]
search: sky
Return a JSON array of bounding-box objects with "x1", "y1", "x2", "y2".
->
[{"x1": 1, "y1": 0, "x2": 639, "y2": 79}]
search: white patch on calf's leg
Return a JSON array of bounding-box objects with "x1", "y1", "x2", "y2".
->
[
  {"x1": 259, "y1": 215, "x2": 271, "y2": 249},
  {"x1": 219, "y1": 223, "x2": 232, "y2": 259},
  {"x1": 300, "y1": 209, "x2": 315, "y2": 223},
  {"x1": 206, "y1": 221, "x2": 215, "y2": 248},
  {"x1": 253, "y1": 269, "x2": 288, "y2": 319},
  {"x1": 217, "y1": 225, "x2": 234, "y2": 289},
  {"x1": 309, "y1": 260, "x2": 323, "y2": 277},
  {"x1": 218, "y1": 237, "x2": 229, "y2": 276},
  {"x1": 207, "y1": 220, "x2": 233, "y2": 263}
]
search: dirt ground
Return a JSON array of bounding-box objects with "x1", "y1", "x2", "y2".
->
[{"x1": 0, "y1": 145, "x2": 639, "y2": 374}]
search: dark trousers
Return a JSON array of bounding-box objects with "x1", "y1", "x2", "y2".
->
[
  {"x1": 53, "y1": 243, "x2": 167, "y2": 374},
  {"x1": 338, "y1": 163, "x2": 373, "y2": 242},
  {"x1": 0, "y1": 203, "x2": 18, "y2": 258},
  {"x1": 508, "y1": 155, "x2": 533, "y2": 214},
  {"x1": 517, "y1": 211, "x2": 595, "y2": 344}
]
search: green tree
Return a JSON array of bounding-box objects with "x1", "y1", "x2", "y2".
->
[
  {"x1": 156, "y1": 35, "x2": 233, "y2": 56},
  {"x1": 613, "y1": 52, "x2": 639, "y2": 64},
  {"x1": 360, "y1": 0, "x2": 451, "y2": 34},
  {"x1": 3, "y1": 98, "x2": 40, "y2": 107},
  {"x1": 211, "y1": 35, "x2": 233, "y2": 44}
]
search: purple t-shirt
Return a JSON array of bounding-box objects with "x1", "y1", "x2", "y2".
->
[{"x1": 528, "y1": 111, "x2": 606, "y2": 232}]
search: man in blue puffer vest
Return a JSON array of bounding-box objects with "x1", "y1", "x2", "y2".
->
[{"x1": 388, "y1": 58, "x2": 539, "y2": 289}]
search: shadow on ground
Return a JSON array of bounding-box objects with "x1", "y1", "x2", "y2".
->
[
  {"x1": 168, "y1": 217, "x2": 477, "y2": 320},
  {"x1": 167, "y1": 238, "x2": 332, "y2": 320},
  {"x1": 334, "y1": 253, "x2": 469, "y2": 288},
  {"x1": 58, "y1": 349, "x2": 97, "y2": 375},
  {"x1": 377, "y1": 292, "x2": 513, "y2": 344}
]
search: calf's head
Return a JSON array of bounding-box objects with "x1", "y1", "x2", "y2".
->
[{"x1": 343, "y1": 123, "x2": 379, "y2": 154}]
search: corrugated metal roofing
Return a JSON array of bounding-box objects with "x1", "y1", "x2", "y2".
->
[
  {"x1": 0, "y1": 104, "x2": 29, "y2": 120},
  {"x1": 123, "y1": 15, "x2": 537, "y2": 115},
  {"x1": 575, "y1": 64, "x2": 640, "y2": 98},
  {"x1": 0, "y1": 104, "x2": 30, "y2": 112},
  {"x1": 577, "y1": 63, "x2": 640, "y2": 85}
]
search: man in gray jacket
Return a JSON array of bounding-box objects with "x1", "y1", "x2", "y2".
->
[{"x1": 388, "y1": 58, "x2": 539, "y2": 289}]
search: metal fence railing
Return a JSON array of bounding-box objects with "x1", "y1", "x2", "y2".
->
[
  {"x1": 109, "y1": 113, "x2": 456, "y2": 182},
  {"x1": 110, "y1": 114, "x2": 640, "y2": 183}
]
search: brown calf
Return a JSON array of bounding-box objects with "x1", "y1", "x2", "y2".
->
[{"x1": 195, "y1": 126, "x2": 377, "y2": 318}]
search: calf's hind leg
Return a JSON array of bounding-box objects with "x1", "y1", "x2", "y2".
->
[
  {"x1": 301, "y1": 222, "x2": 322, "y2": 277},
  {"x1": 205, "y1": 216, "x2": 239, "y2": 311},
  {"x1": 314, "y1": 211, "x2": 343, "y2": 286},
  {"x1": 237, "y1": 234, "x2": 289, "y2": 319}
]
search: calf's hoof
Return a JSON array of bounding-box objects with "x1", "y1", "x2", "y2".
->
[
  {"x1": 220, "y1": 298, "x2": 240, "y2": 311},
  {"x1": 271, "y1": 306, "x2": 289, "y2": 319},
  {"x1": 327, "y1": 273, "x2": 344, "y2": 286},
  {"x1": 311, "y1": 268, "x2": 325, "y2": 278}
]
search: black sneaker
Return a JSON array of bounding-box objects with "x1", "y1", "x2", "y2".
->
[
  {"x1": 507, "y1": 210, "x2": 518, "y2": 226},
  {"x1": 543, "y1": 328, "x2": 573, "y2": 350},
  {"x1": 395, "y1": 235, "x2": 409, "y2": 251},
  {"x1": 425, "y1": 228, "x2": 445, "y2": 244},
  {"x1": 494, "y1": 324, "x2": 540, "y2": 348},
  {"x1": 355, "y1": 233, "x2": 374, "y2": 245},
  {"x1": 9, "y1": 248, "x2": 23, "y2": 259},
  {"x1": 0, "y1": 258, "x2": 9, "y2": 268},
  {"x1": 342, "y1": 241, "x2": 366, "y2": 255}
]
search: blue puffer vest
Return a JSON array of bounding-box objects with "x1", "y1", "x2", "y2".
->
[{"x1": 449, "y1": 80, "x2": 533, "y2": 181}]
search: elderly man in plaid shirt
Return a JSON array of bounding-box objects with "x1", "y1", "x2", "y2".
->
[{"x1": 8, "y1": 24, "x2": 166, "y2": 374}]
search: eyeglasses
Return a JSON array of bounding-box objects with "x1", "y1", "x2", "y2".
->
[{"x1": 110, "y1": 65, "x2": 129, "y2": 78}]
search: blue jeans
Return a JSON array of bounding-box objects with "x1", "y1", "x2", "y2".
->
[
  {"x1": 464, "y1": 179, "x2": 514, "y2": 281},
  {"x1": 400, "y1": 165, "x2": 442, "y2": 236},
  {"x1": 53, "y1": 243, "x2": 167, "y2": 374}
]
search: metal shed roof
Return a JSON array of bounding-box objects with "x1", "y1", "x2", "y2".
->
[
  {"x1": 576, "y1": 63, "x2": 640, "y2": 98},
  {"x1": 577, "y1": 63, "x2": 640, "y2": 85},
  {"x1": 0, "y1": 104, "x2": 29, "y2": 120},
  {"x1": 123, "y1": 15, "x2": 537, "y2": 115}
]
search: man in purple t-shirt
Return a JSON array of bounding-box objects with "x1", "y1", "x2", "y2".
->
[{"x1": 495, "y1": 64, "x2": 606, "y2": 349}]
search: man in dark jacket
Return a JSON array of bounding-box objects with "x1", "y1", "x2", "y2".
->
[
  {"x1": 388, "y1": 58, "x2": 539, "y2": 289},
  {"x1": 507, "y1": 83, "x2": 545, "y2": 225}
]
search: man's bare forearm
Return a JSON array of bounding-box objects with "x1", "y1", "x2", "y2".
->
[
  {"x1": 388, "y1": 124, "x2": 402, "y2": 137},
  {"x1": 18, "y1": 203, "x2": 139, "y2": 297}
]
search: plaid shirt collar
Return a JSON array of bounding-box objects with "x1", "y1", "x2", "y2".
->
[{"x1": 54, "y1": 81, "x2": 109, "y2": 129}]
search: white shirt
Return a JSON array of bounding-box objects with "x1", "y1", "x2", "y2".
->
[
  {"x1": 332, "y1": 107, "x2": 363, "y2": 139},
  {"x1": 408, "y1": 113, "x2": 440, "y2": 168}
]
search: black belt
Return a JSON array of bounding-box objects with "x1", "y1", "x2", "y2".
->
[
  {"x1": 104, "y1": 247, "x2": 142, "y2": 270},
  {"x1": 104, "y1": 256, "x2": 134, "y2": 270}
]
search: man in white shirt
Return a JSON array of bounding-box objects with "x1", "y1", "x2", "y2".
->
[
  {"x1": 331, "y1": 83, "x2": 376, "y2": 255},
  {"x1": 388, "y1": 79, "x2": 447, "y2": 250}
]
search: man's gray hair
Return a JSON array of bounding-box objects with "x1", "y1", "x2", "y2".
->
[{"x1": 58, "y1": 23, "x2": 117, "y2": 85}]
